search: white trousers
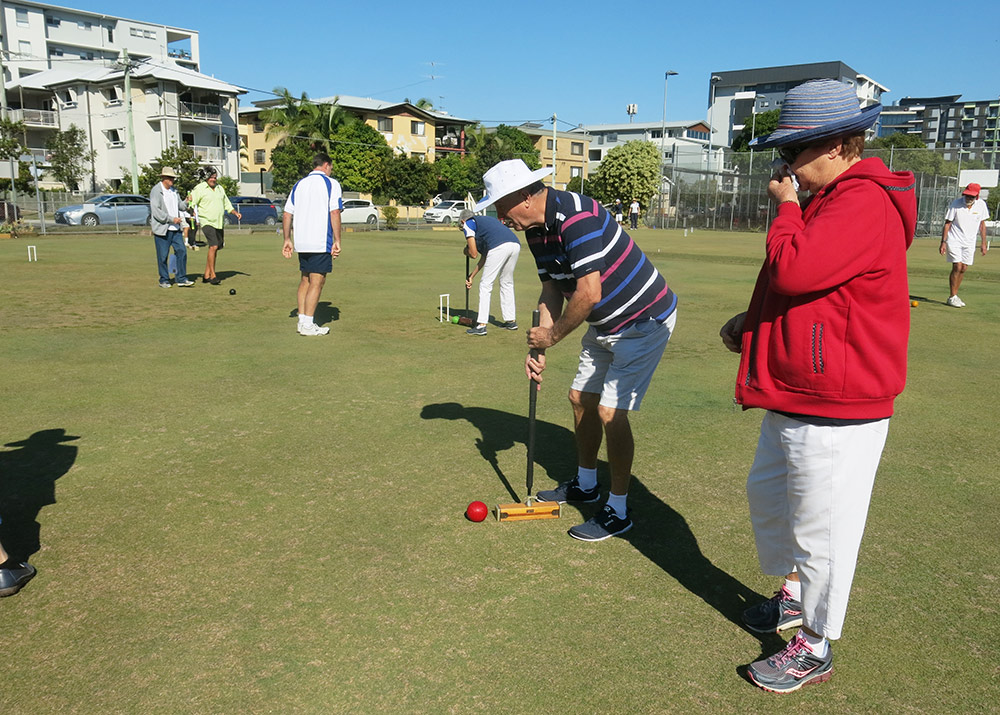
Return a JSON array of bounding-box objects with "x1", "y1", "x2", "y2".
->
[
  {"x1": 746, "y1": 410, "x2": 889, "y2": 640},
  {"x1": 476, "y1": 241, "x2": 519, "y2": 325}
]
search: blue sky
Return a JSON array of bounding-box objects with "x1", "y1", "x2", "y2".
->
[{"x1": 76, "y1": 0, "x2": 998, "y2": 129}]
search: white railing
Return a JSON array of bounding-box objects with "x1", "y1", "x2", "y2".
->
[
  {"x1": 190, "y1": 145, "x2": 223, "y2": 162},
  {"x1": 179, "y1": 101, "x2": 222, "y2": 121},
  {"x1": 9, "y1": 108, "x2": 58, "y2": 127}
]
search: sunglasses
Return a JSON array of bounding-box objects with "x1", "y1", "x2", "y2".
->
[{"x1": 778, "y1": 145, "x2": 809, "y2": 164}]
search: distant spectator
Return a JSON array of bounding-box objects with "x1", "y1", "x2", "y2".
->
[
  {"x1": 629, "y1": 198, "x2": 640, "y2": 229},
  {"x1": 149, "y1": 167, "x2": 193, "y2": 288},
  {"x1": 188, "y1": 169, "x2": 240, "y2": 285},
  {"x1": 459, "y1": 209, "x2": 521, "y2": 336}
]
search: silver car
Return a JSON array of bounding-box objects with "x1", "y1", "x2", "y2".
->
[
  {"x1": 54, "y1": 194, "x2": 151, "y2": 226},
  {"x1": 423, "y1": 200, "x2": 468, "y2": 225}
]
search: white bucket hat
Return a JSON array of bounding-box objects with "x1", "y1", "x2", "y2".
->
[{"x1": 475, "y1": 159, "x2": 553, "y2": 211}]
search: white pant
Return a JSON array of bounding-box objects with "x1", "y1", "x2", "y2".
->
[
  {"x1": 476, "y1": 241, "x2": 519, "y2": 325},
  {"x1": 746, "y1": 411, "x2": 889, "y2": 640}
]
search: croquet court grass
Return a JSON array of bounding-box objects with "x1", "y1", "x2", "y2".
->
[{"x1": 0, "y1": 229, "x2": 996, "y2": 712}]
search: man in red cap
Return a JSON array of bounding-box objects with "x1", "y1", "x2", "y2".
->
[{"x1": 941, "y1": 183, "x2": 989, "y2": 307}]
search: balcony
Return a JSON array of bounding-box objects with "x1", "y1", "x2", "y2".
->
[
  {"x1": 189, "y1": 145, "x2": 224, "y2": 163},
  {"x1": 179, "y1": 101, "x2": 222, "y2": 122},
  {"x1": 9, "y1": 108, "x2": 58, "y2": 128}
]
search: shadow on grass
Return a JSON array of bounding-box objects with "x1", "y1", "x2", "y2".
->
[
  {"x1": 420, "y1": 402, "x2": 782, "y2": 658},
  {"x1": 0, "y1": 429, "x2": 79, "y2": 562},
  {"x1": 909, "y1": 293, "x2": 948, "y2": 306},
  {"x1": 288, "y1": 303, "x2": 340, "y2": 325},
  {"x1": 212, "y1": 270, "x2": 251, "y2": 283}
]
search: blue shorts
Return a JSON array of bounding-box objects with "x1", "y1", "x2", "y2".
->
[{"x1": 299, "y1": 252, "x2": 332, "y2": 275}]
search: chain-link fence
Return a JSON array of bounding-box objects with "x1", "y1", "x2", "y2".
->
[{"x1": 649, "y1": 144, "x2": 995, "y2": 238}]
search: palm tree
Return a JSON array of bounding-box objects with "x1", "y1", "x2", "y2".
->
[{"x1": 261, "y1": 87, "x2": 356, "y2": 151}]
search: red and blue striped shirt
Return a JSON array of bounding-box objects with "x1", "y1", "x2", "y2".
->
[{"x1": 525, "y1": 189, "x2": 677, "y2": 335}]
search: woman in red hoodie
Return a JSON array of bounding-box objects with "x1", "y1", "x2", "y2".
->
[{"x1": 720, "y1": 79, "x2": 916, "y2": 694}]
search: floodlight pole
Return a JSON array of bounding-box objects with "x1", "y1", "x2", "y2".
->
[
  {"x1": 660, "y1": 71, "x2": 678, "y2": 229},
  {"x1": 707, "y1": 75, "x2": 721, "y2": 173}
]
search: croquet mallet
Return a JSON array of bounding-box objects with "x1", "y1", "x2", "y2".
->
[
  {"x1": 452, "y1": 253, "x2": 475, "y2": 327},
  {"x1": 497, "y1": 310, "x2": 560, "y2": 521}
]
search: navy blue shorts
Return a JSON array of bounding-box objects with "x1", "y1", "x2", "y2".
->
[{"x1": 299, "y1": 252, "x2": 332, "y2": 274}]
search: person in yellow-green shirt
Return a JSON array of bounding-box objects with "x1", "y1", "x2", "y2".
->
[{"x1": 187, "y1": 169, "x2": 240, "y2": 285}]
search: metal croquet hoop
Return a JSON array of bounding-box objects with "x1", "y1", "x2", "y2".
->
[
  {"x1": 27, "y1": 245, "x2": 37, "y2": 262},
  {"x1": 438, "y1": 293, "x2": 450, "y2": 323}
]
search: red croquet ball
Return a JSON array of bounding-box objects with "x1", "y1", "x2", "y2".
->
[{"x1": 466, "y1": 501, "x2": 489, "y2": 522}]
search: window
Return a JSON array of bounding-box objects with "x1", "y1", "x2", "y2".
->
[
  {"x1": 78, "y1": 20, "x2": 92, "y2": 30},
  {"x1": 570, "y1": 166, "x2": 582, "y2": 178},
  {"x1": 16, "y1": 9, "x2": 29, "y2": 27},
  {"x1": 252, "y1": 120, "x2": 264, "y2": 133},
  {"x1": 60, "y1": 89, "x2": 76, "y2": 107},
  {"x1": 130, "y1": 27, "x2": 142, "y2": 37},
  {"x1": 254, "y1": 149, "x2": 266, "y2": 164},
  {"x1": 143, "y1": 30, "x2": 155, "y2": 39},
  {"x1": 107, "y1": 27, "x2": 114, "y2": 42},
  {"x1": 571, "y1": 141, "x2": 583, "y2": 156},
  {"x1": 107, "y1": 129, "x2": 124, "y2": 147},
  {"x1": 105, "y1": 87, "x2": 122, "y2": 106},
  {"x1": 181, "y1": 133, "x2": 195, "y2": 146},
  {"x1": 18, "y1": 40, "x2": 31, "y2": 57},
  {"x1": 546, "y1": 139, "x2": 555, "y2": 150},
  {"x1": 377, "y1": 116, "x2": 392, "y2": 132},
  {"x1": 411, "y1": 121, "x2": 425, "y2": 136},
  {"x1": 46, "y1": 16, "x2": 60, "y2": 27},
  {"x1": 607, "y1": 133, "x2": 617, "y2": 142},
  {"x1": 651, "y1": 130, "x2": 662, "y2": 139},
  {"x1": 49, "y1": 48, "x2": 64, "y2": 57}
]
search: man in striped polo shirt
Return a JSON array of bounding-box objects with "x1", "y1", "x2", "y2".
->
[
  {"x1": 282, "y1": 152, "x2": 343, "y2": 336},
  {"x1": 477, "y1": 159, "x2": 678, "y2": 541}
]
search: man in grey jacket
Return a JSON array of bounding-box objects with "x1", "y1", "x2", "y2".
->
[{"x1": 150, "y1": 167, "x2": 193, "y2": 287}]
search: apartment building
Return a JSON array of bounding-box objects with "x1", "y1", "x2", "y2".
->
[
  {"x1": 879, "y1": 95, "x2": 1000, "y2": 165},
  {"x1": 572, "y1": 120, "x2": 713, "y2": 173},
  {"x1": 0, "y1": 1, "x2": 243, "y2": 190},
  {"x1": 503, "y1": 123, "x2": 589, "y2": 190}
]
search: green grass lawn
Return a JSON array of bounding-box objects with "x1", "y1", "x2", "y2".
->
[{"x1": 0, "y1": 228, "x2": 997, "y2": 713}]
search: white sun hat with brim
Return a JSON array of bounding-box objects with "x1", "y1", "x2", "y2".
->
[{"x1": 475, "y1": 159, "x2": 553, "y2": 211}]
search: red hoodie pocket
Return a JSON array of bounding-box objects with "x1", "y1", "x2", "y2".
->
[{"x1": 768, "y1": 304, "x2": 848, "y2": 394}]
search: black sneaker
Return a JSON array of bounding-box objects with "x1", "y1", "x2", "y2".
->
[
  {"x1": 536, "y1": 478, "x2": 600, "y2": 504},
  {"x1": 0, "y1": 562, "x2": 36, "y2": 597},
  {"x1": 466, "y1": 325, "x2": 487, "y2": 336},
  {"x1": 748, "y1": 632, "x2": 833, "y2": 693},
  {"x1": 501, "y1": 321, "x2": 519, "y2": 330},
  {"x1": 743, "y1": 584, "x2": 803, "y2": 634},
  {"x1": 568, "y1": 504, "x2": 632, "y2": 542}
]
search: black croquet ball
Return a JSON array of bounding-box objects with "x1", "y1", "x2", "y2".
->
[{"x1": 229, "y1": 289, "x2": 236, "y2": 295}]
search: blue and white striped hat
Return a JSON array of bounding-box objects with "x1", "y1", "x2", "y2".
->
[{"x1": 749, "y1": 79, "x2": 881, "y2": 149}]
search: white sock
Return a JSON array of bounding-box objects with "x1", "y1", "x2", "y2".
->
[
  {"x1": 300, "y1": 314, "x2": 314, "y2": 327},
  {"x1": 784, "y1": 578, "x2": 801, "y2": 601},
  {"x1": 606, "y1": 492, "x2": 628, "y2": 518},
  {"x1": 802, "y1": 631, "x2": 829, "y2": 657},
  {"x1": 576, "y1": 467, "x2": 598, "y2": 491}
]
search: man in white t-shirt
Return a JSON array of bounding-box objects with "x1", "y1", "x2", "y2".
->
[
  {"x1": 282, "y1": 152, "x2": 343, "y2": 335},
  {"x1": 940, "y1": 182, "x2": 989, "y2": 307}
]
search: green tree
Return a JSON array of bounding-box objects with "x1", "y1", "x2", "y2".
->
[
  {"x1": 269, "y1": 140, "x2": 314, "y2": 195},
  {"x1": 731, "y1": 109, "x2": 781, "y2": 152},
  {"x1": 0, "y1": 117, "x2": 25, "y2": 162},
  {"x1": 261, "y1": 87, "x2": 356, "y2": 152},
  {"x1": 433, "y1": 153, "x2": 478, "y2": 198},
  {"x1": 385, "y1": 154, "x2": 436, "y2": 205},
  {"x1": 595, "y1": 140, "x2": 660, "y2": 208},
  {"x1": 45, "y1": 124, "x2": 96, "y2": 190},
  {"x1": 494, "y1": 125, "x2": 541, "y2": 168},
  {"x1": 128, "y1": 142, "x2": 205, "y2": 196},
  {"x1": 329, "y1": 122, "x2": 392, "y2": 194}
]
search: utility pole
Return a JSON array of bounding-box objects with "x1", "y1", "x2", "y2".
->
[
  {"x1": 551, "y1": 113, "x2": 557, "y2": 188},
  {"x1": 121, "y1": 49, "x2": 139, "y2": 194}
]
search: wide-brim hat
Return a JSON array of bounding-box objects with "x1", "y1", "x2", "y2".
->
[
  {"x1": 749, "y1": 79, "x2": 881, "y2": 149},
  {"x1": 962, "y1": 183, "x2": 981, "y2": 197},
  {"x1": 159, "y1": 166, "x2": 178, "y2": 178},
  {"x1": 475, "y1": 160, "x2": 553, "y2": 211}
]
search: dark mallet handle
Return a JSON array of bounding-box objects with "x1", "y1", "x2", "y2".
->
[
  {"x1": 526, "y1": 309, "x2": 540, "y2": 501},
  {"x1": 465, "y1": 255, "x2": 471, "y2": 315}
]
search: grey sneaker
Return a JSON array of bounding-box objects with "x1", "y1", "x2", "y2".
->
[
  {"x1": 568, "y1": 504, "x2": 632, "y2": 542},
  {"x1": 748, "y1": 632, "x2": 833, "y2": 693},
  {"x1": 0, "y1": 562, "x2": 36, "y2": 597},
  {"x1": 501, "y1": 321, "x2": 519, "y2": 330},
  {"x1": 536, "y1": 478, "x2": 600, "y2": 504},
  {"x1": 176, "y1": 279, "x2": 195, "y2": 287},
  {"x1": 159, "y1": 282, "x2": 172, "y2": 288},
  {"x1": 466, "y1": 325, "x2": 487, "y2": 336},
  {"x1": 742, "y1": 584, "x2": 803, "y2": 634}
]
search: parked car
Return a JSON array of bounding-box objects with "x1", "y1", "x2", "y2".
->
[
  {"x1": 341, "y1": 199, "x2": 379, "y2": 225},
  {"x1": 423, "y1": 200, "x2": 469, "y2": 224},
  {"x1": 225, "y1": 196, "x2": 278, "y2": 225},
  {"x1": 54, "y1": 194, "x2": 151, "y2": 226}
]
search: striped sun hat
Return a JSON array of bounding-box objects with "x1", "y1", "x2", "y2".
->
[{"x1": 750, "y1": 79, "x2": 881, "y2": 149}]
